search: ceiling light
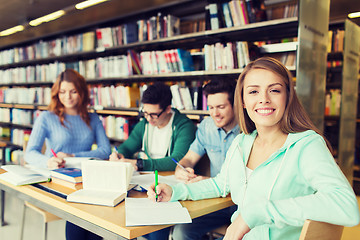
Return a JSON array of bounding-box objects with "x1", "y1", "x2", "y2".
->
[
  {"x1": 29, "y1": 10, "x2": 66, "y2": 27},
  {"x1": 0, "y1": 25, "x2": 25, "y2": 36},
  {"x1": 75, "y1": 0, "x2": 109, "y2": 10},
  {"x1": 348, "y1": 12, "x2": 360, "y2": 19}
]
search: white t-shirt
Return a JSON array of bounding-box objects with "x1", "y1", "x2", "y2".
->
[
  {"x1": 245, "y1": 167, "x2": 253, "y2": 179},
  {"x1": 147, "y1": 112, "x2": 174, "y2": 159}
]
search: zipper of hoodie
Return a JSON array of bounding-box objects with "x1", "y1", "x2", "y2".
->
[
  {"x1": 241, "y1": 147, "x2": 288, "y2": 207},
  {"x1": 241, "y1": 146, "x2": 250, "y2": 208},
  {"x1": 240, "y1": 149, "x2": 280, "y2": 208}
]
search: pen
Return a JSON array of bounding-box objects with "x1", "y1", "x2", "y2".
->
[
  {"x1": 50, "y1": 148, "x2": 58, "y2": 158},
  {"x1": 113, "y1": 146, "x2": 118, "y2": 152},
  {"x1": 155, "y1": 170, "x2": 158, "y2": 202},
  {"x1": 171, "y1": 158, "x2": 189, "y2": 173}
]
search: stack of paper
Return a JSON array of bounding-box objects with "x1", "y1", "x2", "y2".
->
[{"x1": 125, "y1": 198, "x2": 191, "y2": 226}]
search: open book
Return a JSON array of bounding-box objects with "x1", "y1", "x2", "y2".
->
[
  {"x1": 66, "y1": 160, "x2": 134, "y2": 207},
  {"x1": 125, "y1": 197, "x2": 191, "y2": 226},
  {"x1": 0, "y1": 165, "x2": 50, "y2": 186}
]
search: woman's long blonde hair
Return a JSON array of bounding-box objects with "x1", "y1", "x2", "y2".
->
[
  {"x1": 234, "y1": 57, "x2": 332, "y2": 151},
  {"x1": 48, "y1": 69, "x2": 91, "y2": 127}
]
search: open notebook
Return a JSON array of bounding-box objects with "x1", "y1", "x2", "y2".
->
[
  {"x1": 67, "y1": 160, "x2": 134, "y2": 207},
  {"x1": 0, "y1": 165, "x2": 50, "y2": 186},
  {"x1": 125, "y1": 197, "x2": 191, "y2": 226}
]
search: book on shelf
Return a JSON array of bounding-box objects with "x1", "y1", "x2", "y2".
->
[
  {"x1": 0, "y1": 165, "x2": 50, "y2": 186},
  {"x1": 167, "y1": 14, "x2": 180, "y2": 37},
  {"x1": 50, "y1": 168, "x2": 82, "y2": 184},
  {"x1": 259, "y1": 41, "x2": 298, "y2": 53},
  {"x1": 177, "y1": 49, "x2": 195, "y2": 72},
  {"x1": 170, "y1": 84, "x2": 185, "y2": 110},
  {"x1": 216, "y1": 2, "x2": 227, "y2": 29},
  {"x1": 82, "y1": 31, "x2": 95, "y2": 52},
  {"x1": 189, "y1": 83, "x2": 203, "y2": 110},
  {"x1": 127, "y1": 50, "x2": 142, "y2": 75},
  {"x1": 179, "y1": 86, "x2": 194, "y2": 110},
  {"x1": 125, "y1": 85, "x2": 141, "y2": 108},
  {"x1": 228, "y1": 0, "x2": 241, "y2": 26},
  {"x1": 244, "y1": 0, "x2": 257, "y2": 23},
  {"x1": 67, "y1": 160, "x2": 134, "y2": 207},
  {"x1": 156, "y1": 12, "x2": 164, "y2": 39},
  {"x1": 124, "y1": 22, "x2": 139, "y2": 44},
  {"x1": 222, "y1": 2, "x2": 234, "y2": 27},
  {"x1": 206, "y1": 3, "x2": 220, "y2": 30}
]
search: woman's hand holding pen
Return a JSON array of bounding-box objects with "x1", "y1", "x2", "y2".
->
[
  {"x1": 47, "y1": 151, "x2": 73, "y2": 169},
  {"x1": 223, "y1": 214, "x2": 250, "y2": 240},
  {"x1": 47, "y1": 157, "x2": 65, "y2": 169},
  {"x1": 147, "y1": 183, "x2": 173, "y2": 202}
]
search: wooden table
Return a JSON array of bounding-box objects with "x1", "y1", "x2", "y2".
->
[{"x1": 0, "y1": 170, "x2": 234, "y2": 239}]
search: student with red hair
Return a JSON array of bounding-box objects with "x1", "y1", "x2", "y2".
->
[{"x1": 25, "y1": 69, "x2": 111, "y2": 240}]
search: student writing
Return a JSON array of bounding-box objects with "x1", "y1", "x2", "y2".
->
[
  {"x1": 109, "y1": 82, "x2": 196, "y2": 171},
  {"x1": 148, "y1": 57, "x2": 360, "y2": 240},
  {"x1": 25, "y1": 69, "x2": 111, "y2": 240},
  {"x1": 109, "y1": 82, "x2": 196, "y2": 240}
]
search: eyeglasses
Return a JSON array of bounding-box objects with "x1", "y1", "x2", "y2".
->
[{"x1": 140, "y1": 108, "x2": 166, "y2": 119}]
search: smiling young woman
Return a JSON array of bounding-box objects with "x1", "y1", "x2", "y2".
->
[{"x1": 147, "y1": 57, "x2": 359, "y2": 240}]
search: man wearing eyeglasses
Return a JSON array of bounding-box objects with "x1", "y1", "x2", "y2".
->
[{"x1": 109, "y1": 82, "x2": 196, "y2": 173}]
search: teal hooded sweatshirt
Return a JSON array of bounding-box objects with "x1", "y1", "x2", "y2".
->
[{"x1": 171, "y1": 130, "x2": 360, "y2": 239}]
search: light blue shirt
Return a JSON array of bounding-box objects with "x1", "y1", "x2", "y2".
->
[
  {"x1": 25, "y1": 111, "x2": 111, "y2": 168},
  {"x1": 190, "y1": 117, "x2": 239, "y2": 177}
]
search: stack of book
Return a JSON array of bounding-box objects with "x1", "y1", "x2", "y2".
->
[{"x1": 50, "y1": 168, "x2": 83, "y2": 190}]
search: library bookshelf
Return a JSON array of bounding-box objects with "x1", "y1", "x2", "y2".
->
[{"x1": 1, "y1": 0, "x2": 349, "y2": 182}]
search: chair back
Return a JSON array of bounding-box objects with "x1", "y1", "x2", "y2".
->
[{"x1": 299, "y1": 219, "x2": 344, "y2": 240}]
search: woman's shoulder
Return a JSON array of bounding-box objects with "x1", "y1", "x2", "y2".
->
[
  {"x1": 88, "y1": 112, "x2": 102, "y2": 124},
  {"x1": 37, "y1": 111, "x2": 56, "y2": 120},
  {"x1": 88, "y1": 112, "x2": 99, "y2": 119},
  {"x1": 288, "y1": 130, "x2": 321, "y2": 144}
]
